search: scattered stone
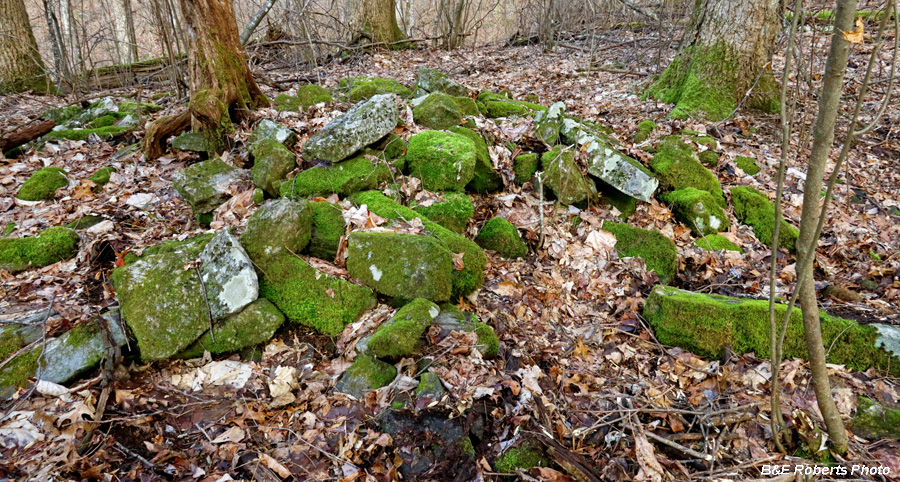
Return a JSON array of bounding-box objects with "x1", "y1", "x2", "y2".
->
[
  {"x1": 273, "y1": 84, "x2": 333, "y2": 111},
  {"x1": 455, "y1": 97, "x2": 480, "y2": 116},
  {"x1": 404, "y1": 130, "x2": 477, "y2": 192},
  {"x1": 416, "y1": 67, "x2": 468, "y2": 96},
  {"x1": 370, "y1": 133, "x2": 407, "y2": 160},
  {"x1": 415, "y1": 371, "x2": 445, "y2": 401},
  {"x1": 649, "y1": 137, "x2": 724, "y2": 205},
  {"x1": 246, "y1": 119, "x2": 298, "y2": 148},
  {"x1": 633, "y1": 120, "x2": 656, "y2": 143},
  {"x1": 171, "y1": 132, "x2": 214, "y2": 153},
  {"x1": 447, "y1": 126, "x2": 502, "y2": 193},
  {"x1": 171, "y1": 158, "x2": 251, "y2": 214},
  {"x1": 368, "y1": 298, "x2": 440, "y2": 357},
  {"x1": 177, "y1": 299, "x2": 285, "y2": 358},
  {"x1": 280, "y1": 156, "x2": 390, "y2": 199},
  {"x1": 338, "y1": 76, "x2": 412, "y2": 102},
  {"x1": 123, "y1": 233, "x2": 215, "y2": 265},
  {"x1": 662, "y1": 187, "x2": 730, "y2": 236},
  {"x1": 474, "y1": 322, "x2": 499, "y2": 358},
  {"x1": 88, "y1": 166, "x2": 116, "y2": 188},
  {"x1": 534, "y1": 101, "x2": 566, "y2": 145},
  {"x1": 303, "y1": 93, "x2": 399, "y2": 162},
  {"x1": 692, "y1": 234, "x2": 742, "y2": 252},
  {"x1": 477, "y1": 91, "x2": 544, "y2": 118},
  {"x1": 540, "y1": 145, "x2": 596, "y2": 206},
  {"x1": 377, "y1": 409, "x2": 476, "y2": 481},
  {"x1": 17, "y1": 166, "x2": 68, "y2": 201},
  {"x1": 734, "y1": 155, "x2": 760, "y2": 175},
  {"x1": 334, "y1": 355, "x2": 396, "y2": 398},
  {"x1": 412, "y1": 92, "x2": 463, "y2": 129},
  {"x1": 851, "y1": 397, "x2": 900, "y2": 439},
  {"x1": 304, "y1": 201, "x2": 346, "y2": 260},
  {"x1": 199, "y1": 230, "x2": 258, "y2": 320},
  {"x1": 513, "y1": 153, "x2": 539, "y2": 185},
  {"x1": 239, "y1": 198, "x2": 312, "y2": 264},
  {"x1": 431, "y1": 303, "x2": 476, "y2": 336},
  {"x1": 250, "y1": 139, "x2": 296, "y2": 196},
  {"x1": 476, "y1": 217, "x2": 527, "y2": 258},
  {"x1": 603, "y1": 222, "x2": 677, "y2": 284},
  {"x1": 411, "y1": 192, "x2": 474, "y2": 234},
  {"x1": 731, "y1": 186, "x2": 798, "y2": 251},
  {"x1": 347, "y1": 232, "x2": 453, "y2": 302},
  {"x1": 0, "y1": 323, "x2": 41, "y2": 361},
  {"x1": 46, "y1": 126, "x2": 131, "y2": 142},
  {"x1": 259, "y1": 254, "x2": 376, "y2": 336},
  {"x1": 0, "y1": 226, "x2": 79, "y2": 274},
  {"x1": 82, "y1": 97, "x2": 118, "y2": 120},
  {"x1": 822, "y1": 284, "x2": 862, "y2": 302},
  {"x1": 646, "y1": 285, "x2": 900, "y2": 376},
  {"x1": 118, "y1": 100, "x2": 164, "y2": 116}
]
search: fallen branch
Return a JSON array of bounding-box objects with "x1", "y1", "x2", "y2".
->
[{"x1": 0, "y1": 119, "x2": 55, "y2": 153}]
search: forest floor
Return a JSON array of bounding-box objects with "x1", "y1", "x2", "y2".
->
[{"x1": 1, "y1": 20, "x2": 899, "y2": 482}]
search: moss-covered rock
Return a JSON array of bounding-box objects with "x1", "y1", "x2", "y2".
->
[
  {"x1": 447, "y1": 126, "x2": 502, "y2": 193},
  {"x1": 250, "y1": 139, "x2": 296, "y2": 196},
  {"x1": 303, "y1": 93, "x2": 399, "y2": 163},
  {"x1": 455, "y1": 97, "x2": 480, "y2": 116},
  {"x1": 735, "y1": 155, "x2": 760, "y2": 175},
  {"x1": 698, "y1": 150, "x2": 719, "y2": 167},
  {"x1": 280, "y1": 156, "x2": 390, "y2": 199},
  {"x1": 644, "y1": 285, "x2": 900, "y2": 376},
  {"x1": 534, "y1": 101, "x2": 566, "y2": 145},
  {"x1": 413, "y1": 92, "x2": 463, "y2": 130},
  {"x1": 476, "y1": 217, "x2": 527, "y2": 258},
  {"x1": 259, "y1": 253, "x2": 376, "y2": 336},
  {"x1": 373, "y1": 133, "x2": 407, "y2": 160},
  {"x1": 46, "y1": 126, "x2": 131, "y2": 142},
  {"x1": 304, "y1": 201, "x2": 346, "y2": 260},
  {"x1": 247, "y1": 119, "x2": 298, "y2": 148},
  {"x1": 349, "y1": 191, "x2": 486, "y2": 298},
  {"x1": 649, "y1": 137, "x2": 724, "y2": 205},
  {"x1": 513, "y1": 153, "x2": 539, "y2": 185},
  {"x1": 199, "y1": 229, "x2": 258, "y2": 320},
  {"x1": 540, "y1": 145, "x2": 596, "y2": 206},
  {"x1": 339, "y1": 76, "x2": 411, "y2": 102},
  {"x1": 403, "y1": 130, "x2": 477, "y2": 192},
  {"x1": 495, "y1": 439, "x2": 550, "y2": 473},
  {"x1": 334, "y1": 354, "x2": 397, "y2": 398},
  {"x1": 633, "y1": 120, "x2": 656, "y2": 143},
  {"x1": 603, "y1": 222, "x2": 677, "y2": 284},
  {"x1": 88, "y1": 114, "x2": 123, "y2": 128},
  {"x1": 239, "y1": 198, "x2": 312, "y2": 264},
  {"x1": 598, "y1": 181, "x2": 637, "y2": 219},
  {"x1": 17, "y1": 166, "x2": 68, "y2": 201},
  {"x1": 177, "y1": 299, "x2": 285, "y2": 358},
  {"x1": 416, "y1": 67, "x2": 468, "y2": 97},
  {"x1": 122, "y1": 233, "x2": 214, "y2": 265},
  {"x1": 369, "y1": 298, "x2": 440, "y2": 357},
  {"x1": 347, "y1": 232, "x2": 453, "y2": 302},
  {"x1": 0, "y1": 226, "x2": 79, "y2": 273},
  {"x1": 172, "y1": 158, "x2": 251, "y2": 214},
  {"x1": 119, "y1": 100, "x2": 164, "y2": 116},
  {"x1": 850, "y1": 397, "x2": 900, "y2": 439},
  {"x1": 88, "y1": 166, "x2": 116, "y2": 188},
  {"x1": 0, "y1": 324, "x2": 41, "y2": 361},
  {"x1": 274, "y1": 85, "x2": 333, "y2": 111},
  {"x1": 171, "y1": 132, "x2": 214, "y2": 153},
  {"x1": 475, "y1": 322, "x2": 499, "y2": 358},
  {"x1": 44, "y1": 105, "x2": 83, "y2": 125},
  {"x1": 66, "y1": 215, "x2": 104, "y2": 230},
  {"x1": 730, "y1": 186, "x2": 798, "y2": 251},
  {"x1": 692, "y1": 234, "x2": 742, "y2": 252},
  {"x1": 662, "y1": 187, "x2": 730, "y2": 236},
  {"x1": 415, "y1": 371, "x2": 446, "y2": 400},
  {"x1": 411, "y1": 192, "x2": 474, "y2": 233},
  {"x1": 477, "y1": 91, "x2": 546, "y2": 118}
]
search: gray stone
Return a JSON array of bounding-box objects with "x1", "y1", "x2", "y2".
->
[
  {"x1": 81, "y1": 97, "x2": 118, "y2": 122},
  {"x1": 177, "y1": 299, "x2": 284, "y2": 358},
  {"x1": 172, "y1": 132, "x2": 213, "y2": 153},
  {"x1": 250, "y1": 139, "x2": 296, "y2": 196},
  {"x1": 334, "y1": 355, "x2": 396, "y2": 399},
  {"x1": 416, "y1": 67, "x2": 468, "y2": 97},
  {"x1": 247, "y1": 119, "x2": 298, "y2": 148},
  {"x1": 239, "y1": 198, "x2": 312, "y2": 264},
  {"x1": 303, "y1": 93, "x2": 399, "y2": 162},
  {"x1": 540, "y1": 146, "x2": 597, "y2": 206},
  {"x1": 172, "y1": 158, "x2": 251, "y2": 213},
  {"x1": 200, "y1": 230, "x2": 258, "y2": 320},
  {"x1": 534, "y1": 101, "x2": 565, "y2": 145},
  {"x1": 117, "y1": 114, "x2": 141, "y2": 129}
]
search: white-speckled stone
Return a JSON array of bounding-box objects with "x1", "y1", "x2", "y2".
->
[{"x1": 200, "y1": 230, "x2": 258, "y2": 320}]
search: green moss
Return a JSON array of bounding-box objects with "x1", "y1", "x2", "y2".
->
[
  {"x1": 698, "y1": 150, "x2": 719, "y2": 167},
  {"x1": 46, "y1": 126, "x2": 130, "y2": 142},
  {"x1": 88, "y1": 166, "x2": 116, "y2": 187},
  {"x1": 123, "y1": 233, "x2": 214, "y2": 265},
  {"x1": 415, "y1": 371, "x2": 445, "y2": 398},
  {"x1": 253, "y1": 188, "x2": 265, "y2": 204},
  {"x1": 850, "y1": 397, "x2": 900, "y2": 439},
  {"x1": 413, "y1": 92, "x2": 463, "y2": 130},
  {"x1": 513, "y1": 153, "x2": 539, "y2": 185},
  {"x1": 89, "y1": 114, "x2": 123, "y2": 128},
  {"x1": 454, "y1": 97, "x2": 480, "y2": 116},
  {"x1": 280, "y1": 156, "x2": 390, "y2": 199},
  {"x1": 305, "y1": 201, "x2": 346, "y2": 260},
  {"x1": 2, "y1": 223, "x2": 15, "y2": 236},
  {"x1": 250, "y1": 139, "x2": 296, "y2": 196},
  {"x1": 447, "y1": 126, "x2": 501, "y2": 193},
  {"x1": 259, "y1": 254, "x2": 376, "y2": 336},
  {"x1": 644, "y1": 285, "x2": 900, "y2": 376},
  {"x1": 476, "y1": 218, "x2": 527, "y2": 258},
  {"x1": 403, "y1": 130, "x2": 477, "y2": 192},
  {"x1": 484, "y1": 101, "x2": 528, "y2": 118},
  {"x1": 649, "y1": 137, "x2": 724, "y2": 206},
  {"x1": 239, "y1": 199, "x2": 312, "y2": 264},
  {"x1": 369, "y1": 298, "x2": 439, "y2": 357},
  {"x1": 603, "y1": 222, "x2": 677, "y2": 284},
  {"x1": 645, "y1": 43, "x2": 737, "y2": 121},
  {"x1": 17, "y1": 166, "x2": 68, "y2": 201},
  {"x1": 44, "y1": 105, "x2": 83, "y2": 125},
  {"x1": 369, "y1": 133, "x2": 407, "y2": 160},
  {"x1": 662, "y1": 187, "x2": 730, "y2": 236},
  {"x1": 0, "y1": 345, "x2": 41, "y2": 394},
  {"x1": 735, "y1": 156, "x2": 760, "y2": 175},
  {"x1": 172, "y1": 132, "x2": 214, "y2": 153},
  {"x1": 633, "y1": 120, "x2": 656, "y2": 143},
  {"x1": 66, "y1": 215, "x2": 104, "y2": 230},
  {"x1": 598, "y1": 181, "x2": 637, "y2": 220},
  {"x1": 119, "y1": 101, "x2": 164, "y2": 115},
  {"x1": 349, "y1": 191, "x2": 486, "y2": 299},
  {"x1": 342, "y1": 354, "x2": 397, "y2": 389},
  {"x1": 347, "y1": 232, "x2": 453, "y2": 302},
  {"x1": 540, "y1": 145, "x2": 596, "y2": 206},
  {"x1": 339, "y1": 76, "x2": 412, "y2": 102},
  {"x1": 177, "y1": 299, "x2": 285, "y2": 358},
  {"x1": 692, "y1": 234, "x2": 742, "y2": 252},
  {"x1": 273, "y1": 85, "x2": 333, "y2": 111},
  {"x1": 731, "y1": 186, "x2": 798, "y2": 251},
  {"x1": 411, "y1": 192, "x2": 474, "y2": 234},
  {"x1": 495, "y1": 440, "x2": 550, "y2": 473},
  {"x1": 475, "y1": 322, "x2": 499, "y2": 358},
  {"x1": 0, "y1": 226, "x2": 79, "y2": 273}
]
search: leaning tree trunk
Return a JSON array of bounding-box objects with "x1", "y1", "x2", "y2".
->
[
  {"x1": 0, "y1": 0, "x2": 54, "y2": 93},
  {"x1": 646, "y1": 0, "x2": 781, "y2": 120},
  {"x1": 145, "y1": 0, "x2": 268, "y2": 158}
]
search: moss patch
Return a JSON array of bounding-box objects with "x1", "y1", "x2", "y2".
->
[
  {"x1": 66, "y1": 215, "x2": 104, "y2": 230},
  {"x1": 603, "y1": 222, "x2": 677, "y2": 284},
  {"x1": 347, "y1": 232, "x2": 453, "y2": 302},
  {"x1": 280, "y1": 156, "x2": 390, "y2": 199},
  {"x1": 662, "y1": 187, "x2": 730, "y2": 236},
  {"x1": 0, "y1": 226, "x2": 79, "y2": 273},
  {"x1": 730, "y1": 186, "x2": 798, "y2": 251},
  {"x1": 648, "y1": 137, "x2": 724, "y2": 206},
  {"x1": 44, "y1": 105, "x2": 83, "y2": 125},
  {"x1": 644, "y1": 43, "x2": 737, "y2": 121},
  {"x1": 495, "y1": 439, "x2": 550, "y2": 473},
  {"x1": 644, "y1": 285, "x2": 900, "y2": 376},
  {"x1": 88, "y1": 166, "x2": 116, "y2": 188},
  {"x1": 850, "y1": 397, "x2": 900, "y2": 439},
  {"x1": 513, "y1": 153, "x2": 539, "y2": 185},
  {"x1": 339, "y1": 76, "x2": 412, "y2": 103},
  {"x1": 369, "y1": 298, "x2": 439, "y2": 357},
  {"x1": 123, "y1": 233, "x2": 213, "y2": 265},
  {"x1": 735, "y1": 156, "x2": 760, "y2": 175},
  {"x1": 46, "y1": 126, "x2": 130, "y2": 142},
  {"x1": 447, "y1": 126, "x2": 501, "y2": 193},
  {"x1": 240, "y1": 198, "x2": 312, "y2": 265},
  {"x1": 17, "y1": 166, "x2": 68, "y2": 201},
  {"x1": 403, "y1": 130, "x2": 477, "y2": 192},
  {"x1": 413, "y1": 92, "x2": 463, "y2": 130},
  {"x1": 633, "y1": 120, "x2": 656, "y2": 143},
  {"x1": 692, "y1": 234, "x2": 742, "y2": 252},
  {"x1": 304, "y1": 201, "x2": 346, "y2": 260},
  {"x1": 476, "y1": 217, "x2": 527, "y2": 258},
  {"x1": 475, "y1": 322, "x2": 499, "y2": 358},
  {"x1": 336, "y1": 355, "x2": 397, "y2": 397},
  {"x1": 177, "y1": 299, "x2": 285, "y2": 358},
  {"x1": 411, "y1": 192, "x2": 474, "y2": 234},
  {"x1": 274, "y1": 85, "x2": 333, "y2": 111},
  {"x1": 541, "y1": 145, "x2": 596, "y2": 206},
  {"x1": 250, "y1": 139, "x2": 297, "y2": 196},
  {"x1": 698, "y1": 150, "x2": 720, "y2": 167}
]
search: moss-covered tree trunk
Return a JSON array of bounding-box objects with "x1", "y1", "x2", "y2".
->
[
  {"x1": 348, "y1": 0, "x2": 406, "y2": 44},
  {"x1": 646, "y1": 0, "x2": 781, "y2": 120},
  {"x1": 145, "y1": 0, "x2": 268, "y2": 158},
  {"x1": 0, "y1": 0, "x2": 54, "y2": 93}
]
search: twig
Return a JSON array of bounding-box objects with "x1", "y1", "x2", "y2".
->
[
  {"x1": 630, "y1": 425, "x2": 714, "y2": 461},
  {"x1": 114, "y1": 441, "x2": 155, "y2": 468},
  {"x1": 192, "y1": 264, "x2": 216, "y2": 343}
]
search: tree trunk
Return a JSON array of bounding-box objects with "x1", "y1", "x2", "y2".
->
[
  {"x1": 348, "y1": 0, "x2": 406, "y2": 45},
  {"x1": 144, "y1": 0, "x2": 268, "y2": 158},
  {"x1": 0, "y1": 0, "x2": 53, "y2": 93},
  {"x1": 112, "y1": 0, "x2": 139, "y2": 63},
  {"x1": 646, "y1": 0, "x2": 781, "y2": 120}
]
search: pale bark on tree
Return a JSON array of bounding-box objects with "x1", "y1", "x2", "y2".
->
[
  {"x1": 0, "y1": 0, "x2": 54, "y2": 93},
  {"x1": 646, "y1": 0, "x2": 782, "y2": 120},
  {"x1": 112, "y1": 0, "x2": 139, "y2": 63},
  {"x1": 144, "y1": 0, "x2": 268, "y2": 159},
  {"x1": 347, "y1": 0, "x2": 406, "y2": 45}
]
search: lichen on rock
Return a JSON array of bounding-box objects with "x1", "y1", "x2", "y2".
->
[
  {"x1": 199, "y1": 229, "x2": 258, "y2": 320},
  {"x1": 540, "y1": 145, "x2": 596, "y2": 206},
  {"x1": 171, "y1": 158, "x2": 251, "y2": 214},
  {"x1": 416, "y1": 67, "x2": 468, "y2": 97},
  {"x1": 303, "y1": 93, "x2": 399, "y2": 162},
  {"x1": 239, "y1": 198, "x2": 312, "y2": 265},
  {"x1": 250, "y1": 139, "x2": 296, "y2": 196}
]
